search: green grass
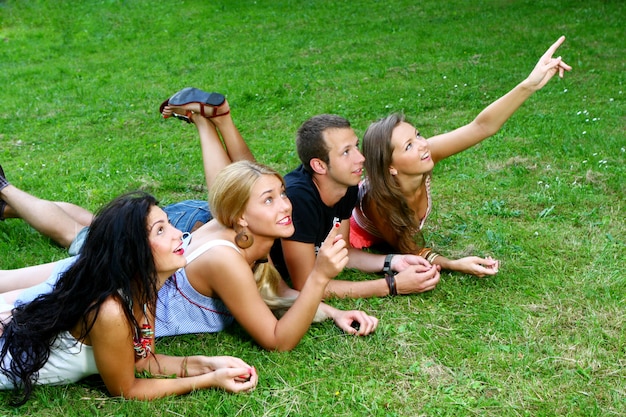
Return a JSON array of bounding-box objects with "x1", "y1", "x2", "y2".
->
[{"x1": 1, "y1": 0, "x2": 624, "y2": 415}]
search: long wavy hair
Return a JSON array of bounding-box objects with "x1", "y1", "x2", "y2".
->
[
  {"x1": 210, "y1": 161, "x2": 327, "y2": 321},
  {"x1": 362, "y1": 113, "x2": 426, "y2": 253},
  {"x1": 0, "y1": 191, "x2": 160, "y2": 405}
]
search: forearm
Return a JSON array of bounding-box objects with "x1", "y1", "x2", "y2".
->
[
  {"x1": 431, "y1": 254, "x2": 454, "y2": 271},
  {"x1": 473, "y1": 80, "x2": 535, "y2": 137},
  {"x1": 115, "y1": 372, "x2": 220, "y2": 400},
  {"x1": 136, "y1": 353, "x2": 188, "y2": 377},
  {"x1": 271, "y1": 271, "x2": 330, "y2": 351},
  {"x1": 277, "y1": 278, "x2": 300, "y2": 299},
  {"x1": 324, "y1": 277, "x2": 389, "y2": 299},
  {"x1": 317, "y1": 302, "x2": 341, "y2": 320},
  {"x1": 345, "y1": 247, "x2": 387, "y2": 273},
  {"x1": 279, "y1": 280, "x2": 331, "y2": 322}
]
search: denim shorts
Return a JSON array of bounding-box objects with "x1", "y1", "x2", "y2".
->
[
  {"x1": 68, "y1": 227, "x2": 90, "y2": 256},
  {"x1": 163, "y1": 199, "x2": 212, "y2": 233}
]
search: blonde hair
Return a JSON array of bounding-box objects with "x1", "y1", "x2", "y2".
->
[{"x1": 210, "y1": 161, "x2": 328, "y2": 322}]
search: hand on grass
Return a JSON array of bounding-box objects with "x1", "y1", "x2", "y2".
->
[
  {"x1": 209, "y1": 366, "x2": 258, "y2": 393},
  {"x1": 332, "y1": 310, "x2": 379, "y2": 336},
  {"x1": 181, "y1": 355, "x2": 257, "y2": 393},
  {"x1": 449, "y1": 256, "x2": 499, "y2": 277}
]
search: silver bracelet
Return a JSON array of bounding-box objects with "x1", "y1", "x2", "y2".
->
[{"x1": 383, "y1": 253, "x2": 395, "y2": 274}]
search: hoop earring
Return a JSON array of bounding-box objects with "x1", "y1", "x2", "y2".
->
[{"x1": 235, "y1": 228, "x2": 254, "y2": 249}]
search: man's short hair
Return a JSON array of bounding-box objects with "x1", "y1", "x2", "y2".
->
[{"x1": 296, "y1": 114, "x2": 351, "y2": 174}]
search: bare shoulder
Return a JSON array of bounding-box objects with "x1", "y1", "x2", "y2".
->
[
  {"x1": 78, "y1": 294, "x2": 131, "y2": 345},
  {"x1": 185, "y1": 241, "x2": 253, "y2": 295},
  {"x1": 91, "y1": 295, "x2": 129, "y2": 330}
]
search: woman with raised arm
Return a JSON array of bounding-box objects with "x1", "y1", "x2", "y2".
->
[
  {"x1": 351, "y1": 36, "x2": 571, "y2": 278},
  {"x1": 0, "y1": 192, "x2": 257, "y2": 406}
]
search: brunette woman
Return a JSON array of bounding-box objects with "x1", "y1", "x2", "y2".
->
[
  {"x1": 351, "y1": 36, "x2": 571, "y2": 277},
  {"x1": 0, "y1": 192, "x2": 257, "y2": 405}
]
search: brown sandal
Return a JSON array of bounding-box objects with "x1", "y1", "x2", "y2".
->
[{"x1": 159, "y1": 88, "x2": 229, "y2": 123}]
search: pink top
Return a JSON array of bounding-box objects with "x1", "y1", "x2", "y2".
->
[{"x1": 350, "y1": 176, "x2": 432, "y2": 249}]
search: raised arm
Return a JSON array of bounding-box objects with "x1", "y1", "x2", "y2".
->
[
  {"x1": 206, "y1": 225, "x2": 348, "y2": 351},
  {"x1": 428, "y1": 35, "x2": 571, "y2": 162}
]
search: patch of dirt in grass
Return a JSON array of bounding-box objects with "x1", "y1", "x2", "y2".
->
[
  {"x1": 584, "y1": 169, "x2": 605, "y2": 185},
  {"x1": 420, "y1": 359, "x2": 454, "y2": 387},
  {"x1": 486, "y1": 155, "x2": 537, "y2": 171}
]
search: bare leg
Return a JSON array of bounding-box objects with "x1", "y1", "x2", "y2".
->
[
  {"x1": 0, "y1": 185, "x2": 86, "y2": 248},
  {"x1": 0, "y1": 261, "x2": 59, "y2": 327},
  {"x1": 0, "y1": 261, "x2": 57, "y2": 293},
  {"x1": 210, "y1": 104, "x2": 255, "y2": 164},
  {"x1": 163, "y1": 98, "x2": 255, "y2": 190},
  {"x1": 163, "y1": 96, "x2": 255, "y2": 161},
  {"x1": 50, "y1": 202, "x2": 94, "y2": 226},
  {"x1": 3, "y1": 201, "x2": 94, "y2": 226}
]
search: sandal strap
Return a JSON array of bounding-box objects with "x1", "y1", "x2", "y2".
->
[
  {"x1": 207, "y1": 109, "x2": 230, "y2": 119},
  {"x1": 159, "y1": 88, "x2": 226, "y2": 120}
]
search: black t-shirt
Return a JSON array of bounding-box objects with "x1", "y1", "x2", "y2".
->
[{"x1": 270, "y1": 164, "x2": 358, "y2": 279}]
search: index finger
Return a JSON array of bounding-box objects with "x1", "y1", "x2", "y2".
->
[
  {"x1": 322, "y1": 219, "x2": 342, "y2": 246},
  {"x1": 543, "y1": 35, "x2": 566, "y2": 58}
]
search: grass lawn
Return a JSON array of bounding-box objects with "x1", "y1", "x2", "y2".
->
[{"x1": 0, "y1": 0, "x2": 624, "y2": 415}]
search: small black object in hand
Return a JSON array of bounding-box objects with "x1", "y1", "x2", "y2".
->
[{"x1": 350, "y1": 320, "x2": 360, "y2": 331}]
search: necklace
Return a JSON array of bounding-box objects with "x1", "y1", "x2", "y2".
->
[{"x1": 133, "y1": 303, "x2": 153, "y2": 359}]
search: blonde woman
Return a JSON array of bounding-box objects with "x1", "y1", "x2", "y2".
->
[{"x1": 158, "y1": 97, "x2": 378, "y2": 350}]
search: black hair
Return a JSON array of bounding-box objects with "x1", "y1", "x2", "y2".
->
[{"x1": 0, "y1": 191, "x2": 159, "y2": 405}]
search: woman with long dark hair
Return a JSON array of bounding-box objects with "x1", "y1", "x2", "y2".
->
[
  {"x1": 351, "y1": 36, "x2": 571, "y2": 277},
  {"x1": 0, "y1": 191, "x2": 257, "y2": 405},
  {"x1": 1, "y1": 99, "x2": 378, "y2": 354}
]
